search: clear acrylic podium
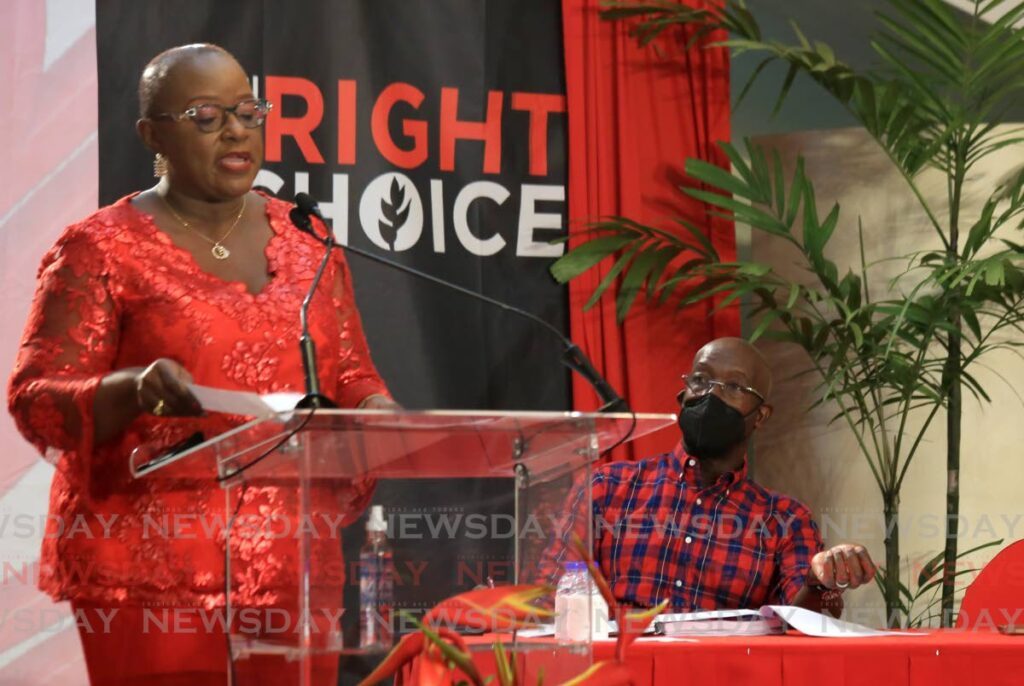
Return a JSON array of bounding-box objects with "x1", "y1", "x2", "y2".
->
[{"x1": 131, "y1": 408, "x2": 674, "y2": 685}]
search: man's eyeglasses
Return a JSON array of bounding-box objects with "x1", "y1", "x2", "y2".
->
[
  {"x1": 678, "y1": 373, "x2": 765, "y2": 404},
  {"x1": 151, "y1": 98, "x2": 273, "y2": 133}
]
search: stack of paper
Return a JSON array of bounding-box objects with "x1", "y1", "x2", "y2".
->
[
  {"x1": 654, "y1": 609, "x2": 783, "y2": 637},
  {"x1": 608, "y1": 605, "x2": 926, "y2": 639}
]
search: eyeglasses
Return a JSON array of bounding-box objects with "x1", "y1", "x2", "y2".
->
[
  {"x1": 678, "y1": 372, "x2": 765, "y2": 404},
  {"x1": 150, "y1": 98, "x2": 273, "y2": 133}
]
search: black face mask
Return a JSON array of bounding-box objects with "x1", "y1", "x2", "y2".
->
[{"x1": 678, "y1": 393, "x2": 756, "y2": 459}]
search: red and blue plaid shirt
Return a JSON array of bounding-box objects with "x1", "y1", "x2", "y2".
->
[{"x1": 587, "y1": 444, "x2": 823, "y2": 610}]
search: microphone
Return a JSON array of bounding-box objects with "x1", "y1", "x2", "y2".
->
[
  {"x1": 289, "y1": 193, "x2": 629, "y2": 413},
  {"x1": 288, "y1": 199, "x2": 338, "y2": 409}
]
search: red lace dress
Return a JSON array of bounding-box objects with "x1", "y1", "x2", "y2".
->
[{"x1": 7, "y1": 192, "x2": 389, "y2": 611}]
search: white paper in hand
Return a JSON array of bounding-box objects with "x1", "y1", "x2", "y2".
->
[{"x1": 188, "y1": 384, "x2": 303, "y2": 417}]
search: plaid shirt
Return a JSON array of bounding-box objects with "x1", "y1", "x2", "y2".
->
[{"x1": 587, "y1": 444, "x2": 823, "y2": 610}]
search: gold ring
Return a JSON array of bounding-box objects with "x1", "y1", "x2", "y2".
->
[{"x1": 153, "y1": 399, "x2": 167, "y2": 416}]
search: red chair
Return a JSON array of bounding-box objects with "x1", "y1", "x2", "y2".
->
[{"x1": 956, "y1": 540, "x2": 1024, "y2": 630}]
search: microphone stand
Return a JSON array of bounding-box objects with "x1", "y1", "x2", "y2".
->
[
  {"x1": 330, "y1": 240, "x2": 629, "y2": 412},
  {"x1": 291, "y1": 208, "x2": 338, "y2": 410},
  {"x1": 287, "y1": 194, "x2": 629, "y2": 413}
]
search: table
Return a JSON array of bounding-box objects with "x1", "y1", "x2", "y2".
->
[
  {"x1": 593, "y1": 631, "x2": 1024, "y2": 686},
  {"x1": 470, "y1": 631, "x2": 1024, "y2": 685}
]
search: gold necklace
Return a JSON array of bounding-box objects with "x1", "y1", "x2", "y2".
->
[{"x1": 161, "y1": 194, "x2": 247, "y2": 260}]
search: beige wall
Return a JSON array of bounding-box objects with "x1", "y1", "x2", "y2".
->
[{"x1": 745, "y1": 127, "x2": 1024, "y2": 627}]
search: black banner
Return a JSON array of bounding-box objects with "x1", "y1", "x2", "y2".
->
[
  {"x1": 97, "y1": 0, "x2": 568, "y2": 409},
  {"x1": 97, "y1": 1, "x2": 568, "y2": 680}
]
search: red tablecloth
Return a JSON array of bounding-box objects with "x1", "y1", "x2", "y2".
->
[{"x1": 470, "y1": 631, "x2": 1024, "y2": 686}]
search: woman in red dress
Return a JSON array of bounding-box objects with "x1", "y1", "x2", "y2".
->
[{"x1": 7, "y1": 44, "x2": 392, "y2": 684}]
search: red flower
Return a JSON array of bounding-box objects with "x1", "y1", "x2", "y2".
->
[{"x1": 423, "y1": 585, "x2": 554, "y2": 632}]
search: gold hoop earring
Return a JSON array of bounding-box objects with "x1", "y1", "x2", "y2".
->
[{"x1": 153, "y1": 153, "x2": 168, "y2": 178}]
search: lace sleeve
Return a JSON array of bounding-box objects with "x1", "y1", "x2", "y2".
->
[
  {"x1": 7, "y1": 228, "x2": 120, "y2": 465},
  {"x1": 328, "y1": 248, "x2": 390, "y2": 408}
]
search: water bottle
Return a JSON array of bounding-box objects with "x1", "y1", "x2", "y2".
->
[
  {"x1": 590, "y1": 580, "x2": 610, "y2": 638},
  {"x1": 554, "y1": 561, "x2": 589, "y2": 644},
  {"x1": 358, "y1": 505, "x2": 394, "y2": 649}
]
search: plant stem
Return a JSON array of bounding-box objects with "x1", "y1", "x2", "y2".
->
[
  {"x1": 883, "y1": 492, "x2": 902, "y2": 629},
  {"x1": 941, "y1": 131, "x2": 967, "y2": 627},
  {"x1": 941, "y1": 330, "x2": 962, "y2": 628}
]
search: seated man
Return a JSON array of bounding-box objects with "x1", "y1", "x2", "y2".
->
[{"x1": 584, "y1": 337, "x2": 875, "y2": 616}]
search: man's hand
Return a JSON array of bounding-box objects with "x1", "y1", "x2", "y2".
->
[{"x1": 809, "y1": 543, "x2": 877, "y2": 590}]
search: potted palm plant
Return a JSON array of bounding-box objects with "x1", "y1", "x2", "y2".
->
[{"x1": 551, "y1": 0, "x2": 1024, "y2": 627}]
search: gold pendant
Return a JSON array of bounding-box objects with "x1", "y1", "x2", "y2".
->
[{"x1": 211, "y1": 244, "x2": 230, "y2": 260}]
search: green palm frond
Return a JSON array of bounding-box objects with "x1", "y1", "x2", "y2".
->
[{"x1": 561, "y1": 0, "x2": 1024, "y2": 629}]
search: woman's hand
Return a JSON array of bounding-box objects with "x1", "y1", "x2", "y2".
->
[
  {"x1": 357, "y1": 394, "x2": 401, "y2": 410},
  {"x1": 93, "y1": 360, "x2": 201, "y2": 446},
  {"x1": 134, "y1": 358, "x2": 203, "y2": 417}
]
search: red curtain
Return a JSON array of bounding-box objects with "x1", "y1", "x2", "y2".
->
[{"x1": 561, "y1": 0, "x2": 738, "y2": 459}]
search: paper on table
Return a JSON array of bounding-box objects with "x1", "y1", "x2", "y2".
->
[
  {"x1": 515, "y1": 626, "x2": 555, "y2": 638},
  {"x1": 762, "y1": 605, "x2": 928, "y2": 637},
  {"x1": 636, "y1": 606, "x2": 926, "y2": 638},
  {"x1": 513, "y1": 625, "x2": 700, "y2": 643},
  {"x1": 611, "y1": 609, "x2": 760, "y2": 636},
  {"x1": 654, "y1": 609, "x2": 762, "y2": 623},
  {"x1": 188, "y1": 384, "x2": 304, "y2": 417},
  {"x1": 656, "y1": 616, "x2": 783, "y2": 637}
]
